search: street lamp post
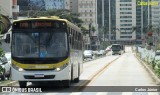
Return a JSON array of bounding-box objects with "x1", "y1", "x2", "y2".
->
[{"x1": 89, "y1": 23, "x2": 92, "y2": 50}]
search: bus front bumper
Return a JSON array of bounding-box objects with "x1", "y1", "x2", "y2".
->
[{"x1": 11, "y1": 65, "x2": 71, "y2": 81}]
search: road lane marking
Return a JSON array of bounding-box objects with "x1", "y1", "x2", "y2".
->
[
  {"x1": 74, "y1": 54, "x2": 123, "y2": 91},
  {"x1": 122, "y1": 92, "x2": 132, "y2": 95}
]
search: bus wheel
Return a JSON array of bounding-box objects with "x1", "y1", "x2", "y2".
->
[
  {"x1": 19, "y1": 81, "x2": 27, "y2": 88},
  {"x1": 74, "y1": 67, "x2": 80, "y2": 83},
  {"x1": 63, "y1": 80, "x2": 70, "y2": 88},
  {"x1": 1, "y1": 70, "x2": 6, "y2": 81},
  {"x1": 74, "y1": 76, "x2": 79, "y2": 83}
]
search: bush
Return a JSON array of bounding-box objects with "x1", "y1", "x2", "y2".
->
[{"x1": 155, "y1": 68, "x2": 160, "y2": 77}]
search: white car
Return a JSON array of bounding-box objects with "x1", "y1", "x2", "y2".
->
[
  {"x1": 83, "y1": 50, "x2": 94, "y2": 59},
  {"x1": 97, "y1": 50, "x2": 105, "y2": 56},
  {"x1": 0, "y1": 52, "x2": 11, "y2": 80}
]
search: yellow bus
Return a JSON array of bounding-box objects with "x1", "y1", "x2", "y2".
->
[{"x1": 6, "y1": 17, "x2": 83, "y2": 87}]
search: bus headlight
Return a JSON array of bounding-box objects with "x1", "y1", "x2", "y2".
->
[
  {"x1": 12, "y1": 64, "x2": 24, "y2": 72},
  {"x1": 56, "y1": 63, "x2": 68, "y2": 72}
]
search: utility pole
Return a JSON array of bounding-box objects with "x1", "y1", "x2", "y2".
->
[
  {"x1": 141, "y1": 0, "x2": 144, "y2": 47},
  {"x1": 89, "y1": 23, "x2": 92, "y2": 50},
  {"x1": 109, "y1": 0, "x2": 111, "y2": 41},
  {"x1": 102, "y1": 0, "x2": 105, "y2": 42}
]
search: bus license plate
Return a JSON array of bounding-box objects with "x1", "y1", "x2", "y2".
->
[{"x1": 34, "y1": 74, "x2": 44, "y2": 78}]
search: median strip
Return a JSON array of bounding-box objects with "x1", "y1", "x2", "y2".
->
[{"x1": 134, "y1": 53, "x2": 160, "y2": 85}]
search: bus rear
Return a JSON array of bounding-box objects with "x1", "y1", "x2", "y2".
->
[{"x1": 111, "y1": 44, "x2": 122, "y2": 55}]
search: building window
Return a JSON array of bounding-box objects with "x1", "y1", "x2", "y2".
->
[
  {"x1": 120, "y1": 24, "x2": 132, "y2": 26},
  {"x1": 120, "y1": 12, "x2": 132, "y2": 14},
  {"x1": 121, "y1": 32, "x2": 132, "y2": 34},
  {"x1": 120, "y1": 8, "x2": 132, "y2": 10},
  {"x1": 120, "y1": 4, "x2": 132, "y2": 6},
  {"x1": 120, "y1": 36, "x2": 132, "y2": 38},
  {"x1": 120, "y1": 28, "x2": 132, "y2": 30},
  {"x1": 120, "y1": 0, "x2": 131, "y2": 2},
  {"x1": 120, "y1": 20, "x2": 132, "y2": 22},
  {"x1": 120, "y1": 16, "x2": 132, "y2": 18}
]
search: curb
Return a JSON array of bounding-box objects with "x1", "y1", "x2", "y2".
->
[
  {"x1": 0, "y1": 81, "x2": 18, "y2": 86},
  {"x1": 6, "y1": 81, "x2": 18, "y2": 86},
  {"x1": 135, "y1": 54, "x2": 160, "y2": 85},
  {"x1": 83, "y1": 55, "x2": 106, "y2": 63}
]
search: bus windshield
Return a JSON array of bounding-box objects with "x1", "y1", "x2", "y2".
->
[
  {"x1": 111, "y1": 45, "x2": 121, "y2": 51},
  {"x1": 12, "y1": 31, "x2": 68, "y2": 58}
]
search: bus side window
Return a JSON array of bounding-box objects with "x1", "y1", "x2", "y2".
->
[
  {"x1": 77, "y1": 32, "x2": 80, "y2": 50},
  {"x1": 79, "y1": 33, "x2": 82, "y2": 50},
  {"x1": 71, "y1": 28, "x2": 74, "y2": 49},
  {"x1": 75, "y1": 31, "x2": 77, "y2": 50},
  {"x1": 68, "y1": 27, "x2": 72, "y2": 46},
  {"x1": 73, "y1": 30, "x2": 76, "y2": 49}
]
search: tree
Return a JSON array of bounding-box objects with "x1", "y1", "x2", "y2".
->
[
  {"x1": 99, "y1": 26, "x2": 109, "y2": 41},
  {"x1": 0, "y1": 14, "x2": 10, "y2": 57},
  {"x1": 81, "y1": 26, "x2": 88, "y2": 35},
  {"x1": 91, "y1": 26, "x2": 96, "y2": 33},
  {"x1": 0, "y1": 15, "x2": 11, "y2": 34}
]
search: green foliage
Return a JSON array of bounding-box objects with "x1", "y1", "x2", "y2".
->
[
  {"x1": 91, "y1": 26, "x2": 96, "y2": 33},
  {"x1": 151, "y1": 59, "x2": 160, "y2": 77},
  {"x1": 0, "y1": 48, "x2": 4, "y2": 57},
  {"x1": 155, "y1": 68, "x2": 160, "y2": 77},
  {"x1": 81, "y1": 26, "x2": 88, "y2": 35},
  {"x1": 0, "y1": 65, "x2": 4, "y2": 74}
]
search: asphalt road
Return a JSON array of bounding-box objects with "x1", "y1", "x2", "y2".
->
[{"x1": 1, "y1": 46, "x2": 160, "y2": 95}]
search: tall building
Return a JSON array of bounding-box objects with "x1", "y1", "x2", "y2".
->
[
  {"x1": 135, "y1": 0, "x2": 150, "y2": 44},
  {"x1": 65, "y1": 0, "x2": 70, "y2": 10},
  {"x1": 151, "y1": 0, "x2": 160, "y2": 29},
  {"x1": 44, "y1": 0, "x2": 65, "y2": 10},
  {"x1": 135, "y1": 0, "x2": 142, "y2": 44},
  {"x1": 65, "y1": 0, "x2": 78, "y2": 13},
  {"x1": 97, "y1": 0, "x2": 116, "y2": 41},
  {"x1": 0, "y1": 0, "x2": 19, "y2": 20},
  {"x1": 116, "y1": 0, "x2": 136, "y2": 44},
  {"x1": 78, "y1": 0, "x2": 99, "y2": 50},
  {"x1": 97, "y1": 0, "x2": 137, "y2": 44},
  {"x1": 78, "y1": 0, "x2": 97, "y2": 33}
]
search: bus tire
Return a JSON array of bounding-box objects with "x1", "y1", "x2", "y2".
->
[
  {"x1": 74, "y1": 66, "x2": 80, "y2": 83},
  {"x1": 1, "y1": 70, "x2": 6, "y2": 81},
  {"x1": 19, "y1": 81, "x2": 27, "y2": 88},
  {"x1": 63, "y1": 80, "x2": 70, "y2": 88},
  {"x1": 74, "y1": 76, "x2": 79, "y2": 83}
]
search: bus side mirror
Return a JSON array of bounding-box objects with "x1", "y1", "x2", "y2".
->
[{"x1": 5, "y1": 34, "x2": 10, "y2": 43}]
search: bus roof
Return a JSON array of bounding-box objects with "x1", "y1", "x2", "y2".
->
[{"x1": 13, "y1": 17, "x2": 81, "y2": 32}]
